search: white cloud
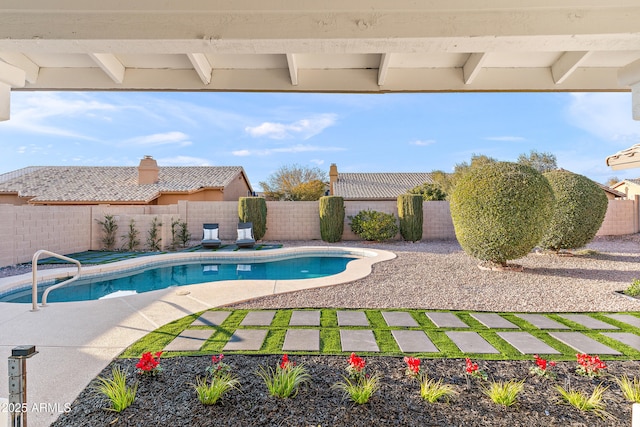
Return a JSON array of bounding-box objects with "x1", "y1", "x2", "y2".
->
[
  {"x1": 156, "y1": 156, "x2": 211, "y2": 166},
  {"x1": 3, "y1": 92, "x2": 119, "y2": 139},
  {"x1": 231, "y1": 144, "x2": 346, "y2": 156},
  {"x1": 245, "y1": 114, "x2": 337, "y2": 140},
  {"x1": 310, "y1": 159, "x2": 325, "y2": 165},
  {"x1": 410, "y1": 139, "x2": 436, "y2": 146},
  {"x1": 124, "y1": 132, "x2": 192, "y2": 147},
  {"x1": 567, "y1": 92, "x2": 640, "y2": 142},
  {"x1": 483, "y1": 136, "x2": 525, "y2": 142}
]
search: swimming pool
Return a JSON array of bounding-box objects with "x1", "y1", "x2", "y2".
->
[{"x1": 0, "y1": 255, "x2": 357, "y2": 303}]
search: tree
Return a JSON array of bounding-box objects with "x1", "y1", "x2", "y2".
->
[
  {"x1": 430, "y1": 170, "x2": 454, "y2": 198},
  {"x1": 259, "y1": 164, "x2": 327, "y2": 201},
  {"x1": 517, "y1": 150, "x2": 557, "y2": 173},
  {"x1": 408, "y1": 182, "x2": 446, "y2": 201},
  {"x1": 606, "y1": 177, "x2": 620, "y2": 187},
  {"x1": 440, "y1": 154, "x2": 497, "y2": 198}
]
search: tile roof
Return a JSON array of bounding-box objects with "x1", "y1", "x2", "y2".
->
[
  {"x1": 333, "y1": 172, "x2": 434, "y2": 200},
  {"x1": 0, "y1": 166, "x2": 248, "y2": 203}
]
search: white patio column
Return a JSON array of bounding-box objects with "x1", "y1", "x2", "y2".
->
[
  {"x1": 0, "y1": 60, "x2": 27, "y2": 121},
  {"x1": 619, "y1": 59, "x2": 640, "y2": 121}
]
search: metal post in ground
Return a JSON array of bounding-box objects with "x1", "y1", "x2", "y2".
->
[{"x1": 8, "y1": 346, "x2": 37, "y2": 427}]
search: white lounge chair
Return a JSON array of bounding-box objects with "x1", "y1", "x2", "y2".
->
[
  {"x1": 202, "y1": 223, "x2": 222, "y2": 249},
  {"x1": 235, "y1": 222, "x2": 255, "y2": 248}
]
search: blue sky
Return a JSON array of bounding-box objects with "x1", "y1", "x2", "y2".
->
[{"x1": 1, "y1": 90, "x2": 639, "y2": 189}]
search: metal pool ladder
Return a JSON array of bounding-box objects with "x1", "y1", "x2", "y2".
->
[{"x1": 31, "y1": 249, "x2": 82, "y2": 311}]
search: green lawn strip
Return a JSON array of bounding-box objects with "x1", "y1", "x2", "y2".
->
[
  {"x1": 476, "y1": 331, "x2": 521, "y2": 360},
  {"x1": 120, "y1": 311, "x2": 202, "y2": 358},
  {"x1": 321, "y1": 309, "x2": 338, "y2": 327},
  {"x1": 455, "y1": 312, "x2": 487, "y2": 329},
  {"x1": 525, "y1": 330, "x2": 576, "y2": 360},
  {"x1": 320, "y1": 328, "x2": 342, "y2": 354},
  {"x1": 414, "y1": 310, "x2": 438, "y2": 328},
  {"x1": 590, "y1": 312, "x2": 640, "y2": 332},
  {"x1": 265, "y1": 309, "x2": 292, "y2": 328},
  {"x1": 364, "y1": 309, "x2": 387, "y2": 328},
  {"x1": 373, "y1": 329, "x2": 400, "y2": 353},
  {"x1": 579, "y1": 330, "x2": 640, "y2": 360},
  {"x1": 544, "y1": 313, "x2": 588, "y2": 330},
  {"x1": 261, "y1": 329, "x2": 287, "y2": 353}
]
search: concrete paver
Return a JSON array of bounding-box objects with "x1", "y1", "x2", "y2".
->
[
  {"x1": 496, "y1": 332, "x2": 560, "y2": 354},
  {"x1": 289, "y1": 310, "x2": 321, "y2": 326},
  {"x1": 382, "y1": 311, "x2": 419, "y2": 327},
  {"x1": 602, "y1": 333, "x2": 640, "y2": 351},
  {"x1": 223, "y1": 329, "x2": 268, "y2": 351},
  {"x1": 426, "y1": 312, "x2": 469, "y2": 328},
  {"x1": 337, "y1": 311, "x2": 369, "y2": 326},
  {"x1": 549, "y1": 332, "x2": 622, "y2": 355},
  {"x1": 604, "y1": 314, "x2": 640, "y2": 329},
  {"x1": 282, "y1": 329, "x2": 320, "y2": 351},
  {"x1": 240, "y1": 310, "x2": 276, "y2": 326},
  {"x1": 340, "y1": 330, "x2": 379, "y2": 352},
  {"x1": 515, "y1": 314, "x2": 571, "y2": 329},
  {"x1": 445, "y1": 331, "x2": 500, "y2": 354},
  {"x1": 470, "y1": 313, "x2": 519, "y2": 329},
  {"x1": 164, "y1": 329, "x2": 214, "y2": 351},
  {"x1": 191, "y1": 310, "x2": 231, "y2": 326},
  {"x1": 391, "y1": 330, "x2": 439, "y2": 353},
  {"x1": 558, "y1": 314, "x2": 619, "y2": 330}
]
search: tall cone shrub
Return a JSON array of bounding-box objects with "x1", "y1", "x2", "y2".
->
[
  {"x1": 319, "y1": 196, "x2": 345, "y2": 243},
  {"x1": 238, "y1": 197, "x2": 267, "y2": 240},
  {"x1": 397, "y1": 194, "x2": 423, "y2": 242}
]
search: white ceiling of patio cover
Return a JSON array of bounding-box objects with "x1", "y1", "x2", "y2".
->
[
  {"x1": 606, "y1": 144, "x2": 640, "y2": 170},
  {"x1": 1, "y1": 1, "x2": 640, "y2": 93}
]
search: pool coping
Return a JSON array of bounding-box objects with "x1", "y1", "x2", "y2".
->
[{"x1": 0, "y1": 246, "x2": 396, "y2": 302}]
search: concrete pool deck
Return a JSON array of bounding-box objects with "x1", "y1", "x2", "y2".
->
[{"x1": 0, "y1": 246, "x2": 394, "y2": 426}]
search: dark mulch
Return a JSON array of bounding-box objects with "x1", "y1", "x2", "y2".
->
[{"x1": 53, "y1": 356, "x2": 638, "y2": 427}]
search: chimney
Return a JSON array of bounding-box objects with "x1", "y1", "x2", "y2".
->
[
  {"x1": 329, "y1": 163, "x2": 338, "y2": 195},
  {"x1": 138, "y1": 155, "x2": 159, "y2": 184}
]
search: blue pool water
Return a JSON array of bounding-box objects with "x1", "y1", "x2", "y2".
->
[{"x1": 0, "y1": 256, "x2": 356, "y2": 303}]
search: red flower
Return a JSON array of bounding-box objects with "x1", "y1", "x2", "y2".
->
[
  {"x1": 465, "y1": 358, "x2": 479, "y2": 374},
  {"x1": 280, "y1": 354, "x2": 292, "y2": 370},
  {"x1": 348, "y1": 353, "x2": 366, "y2": 372},
  {"x1": 534, "y1": 354, "x2": 547, "y2": 370},
  {"x1": 576, "y1": 353, "x2": 607, "y2": 376},
  {"x1": 403, "y1": 356, "x2": 421, "y2": 375},
  {"x1": 136, "y1": 351, "x2": 162, "y2": 374}
]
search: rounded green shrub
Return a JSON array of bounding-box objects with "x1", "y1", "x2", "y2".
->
[
  {"x1": 238, "y1": 197, "x2": 267, "y2": 240},
  {"x1": 397, "y1": 194, "x2": 423, "y2": 242},
  {"x1": 538, "y1": 170, "x2": 608, "y2": 251},
  {"x1": 348, "y1": 209, "x2": 399, "y2": 242},
  {"x1": 319, "y1": 196, "x2": 345, "y2": 243},
  {"x1": 450, "y1": 161, "x2": 554, "y2": 265}
]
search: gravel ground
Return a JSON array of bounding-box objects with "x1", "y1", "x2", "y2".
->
[{"x1": 228, "y1": 234, "x2": 640, "y2": 313}]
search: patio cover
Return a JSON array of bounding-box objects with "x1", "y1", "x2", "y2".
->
[{"x1": 606, "y1": 144, "x2": 640, "y2": 170}]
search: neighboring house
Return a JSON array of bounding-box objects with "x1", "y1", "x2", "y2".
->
[
  {"x1": 596, "y1": 183, "x2": 626, "y2": 200},
  {"x1": 0, "y1": 156, "x2": 254, "y2": 205},
  {"x1": 611, "y1": 179, "x2": 640, "y2": 200},
  {"x1": 328, "y1": 163, "x2": 433, "y2": 200}
]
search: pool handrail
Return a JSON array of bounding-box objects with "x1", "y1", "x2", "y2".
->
[{"x1": 31, "y1": 250, "x2": 82, "y2": 311}]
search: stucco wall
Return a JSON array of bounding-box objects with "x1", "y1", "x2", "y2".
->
[{"x1": 0, "y1": 197, "x2": 637, "y2": 267}]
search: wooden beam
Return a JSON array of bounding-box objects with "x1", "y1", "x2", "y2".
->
[
  {"x1": 0, "y1": 82, "x2": 9, "y2": 121},
  {"x1": 463, "y1": 53, "x2": 486, "y2": 84},
  {"x1": 186, "y1": 53, "x2": 212, "y2": 85},
  {"x1": 619, "y1": 58, "x2": 640, "y2": 87},
  {"x1": 0, "y1": 60, "x2": 26, "y2": 87},
  {"x1": 551, "y1": 51, "x2": 590, "y2": 84},
  {"x1": 0, "y1": 53, "x2": 39, "y2": 83},
  {"x1": 88, "y1": 53, "x2": 125, "y2": 84},
  {"x1": 378, "y1": 53, "x2": 391, "y2": 86},
  {"x1": 286, "y1": 53, "x2": 298, "y2": 86}
]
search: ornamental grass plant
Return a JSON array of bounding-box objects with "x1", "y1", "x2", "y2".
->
[
  {"x1": 555, "y1": 383, "x2": 613, "y2": 420},
  {"x1": 482, "y1": 379, "x2": 525, "y2": 407},
  {"x1": 93, "y1": 366, "x2": 138, "y2": 413},
  {"x1": 257, "y1": 354, "x2": 311, "y2": 398},
  {"x1": 419, "y1": 376, "x2": 458, "y2": 403},
  {"x1": 193, "y1": 372, "x2": 240, "y2": 405},
  {"x1": 615, "y1": 374, "x2": 640, "y2": 403}
]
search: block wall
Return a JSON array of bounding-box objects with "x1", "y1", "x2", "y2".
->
[
  {"x1": 596, "y1": 199, "x2": 639, "y2": 236},
  {"x1": 264, "y1": 201, "x2": 320, "y2": 240}
]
